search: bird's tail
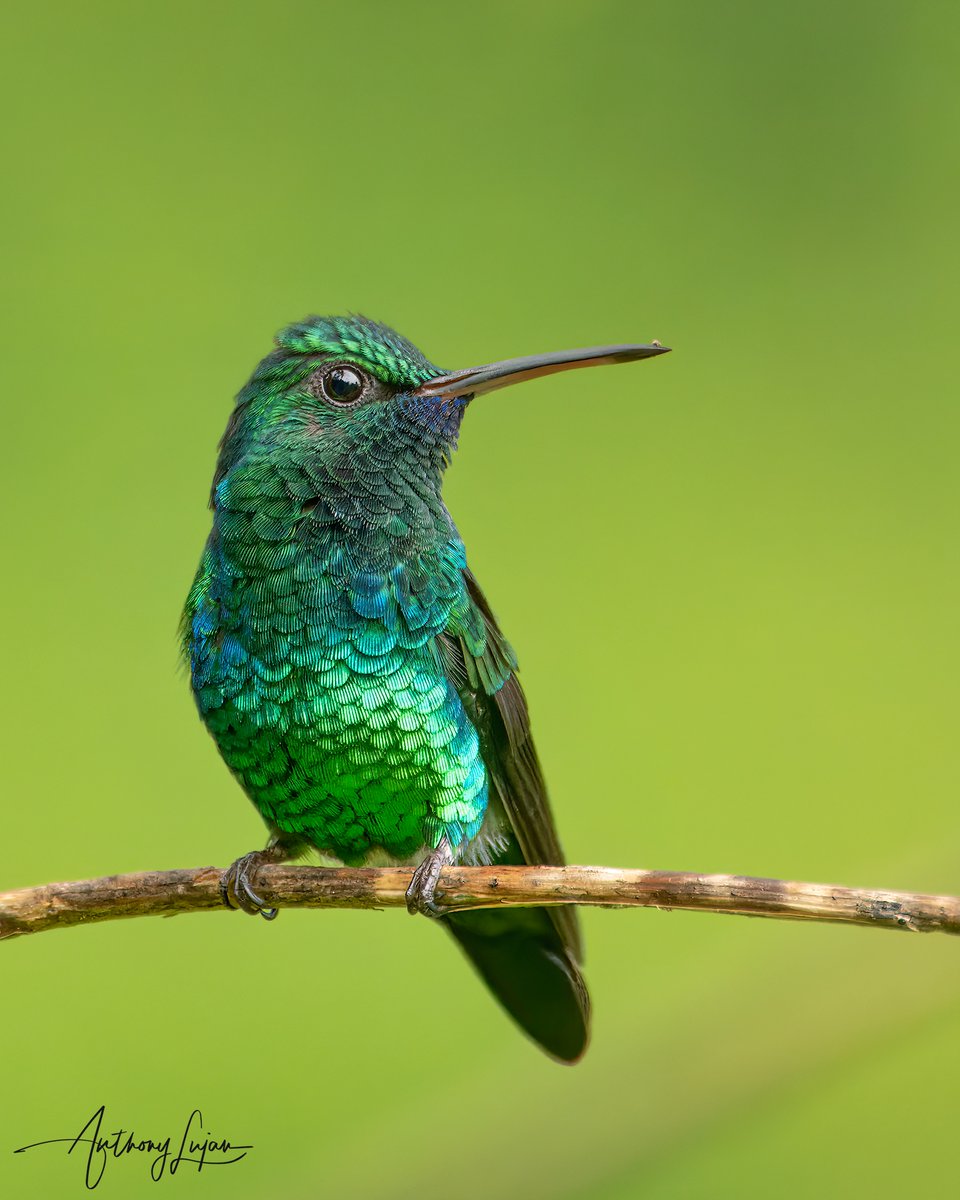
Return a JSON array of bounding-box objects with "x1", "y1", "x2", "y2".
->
[{"x1": 443, "y1": 899, "x2": 590, "y2": 1063}]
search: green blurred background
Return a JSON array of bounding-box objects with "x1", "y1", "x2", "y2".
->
[{"x1": 3, "y1": 1, "x2": 958, "y2": 1195}]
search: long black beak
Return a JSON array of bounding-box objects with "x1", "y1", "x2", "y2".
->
[{"x1": 412, "y1": 342, "x2": 671, "y2": 399}]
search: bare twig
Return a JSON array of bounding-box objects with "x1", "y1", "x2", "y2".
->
[{"x1": 2, "y1": 864, "x2": 958, "y2": 942}]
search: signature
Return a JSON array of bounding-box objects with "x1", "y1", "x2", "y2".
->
[{"x1": 14, "y1": 1104, "x2": 252, "y2": 1189}]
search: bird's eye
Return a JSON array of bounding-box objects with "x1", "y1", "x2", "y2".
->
[{"x1": 321, "y1": 365, "x2": 365, "y2": 406}]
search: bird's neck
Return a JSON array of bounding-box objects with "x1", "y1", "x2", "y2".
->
[{"x1": 210, "y1": 449, "x2": 457, "y2": 586}]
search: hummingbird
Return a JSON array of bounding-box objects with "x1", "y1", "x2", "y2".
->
[{"x1": 183, "y1": 315, "x2": 669, "y2": 1062}]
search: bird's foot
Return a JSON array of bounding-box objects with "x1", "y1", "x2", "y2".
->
[
  {"x1": 406, "y1": 838, "x2": 453, "y2": 918},
  {"x1": 220, "y1": 845, "x2": 288, "y2": 920}
]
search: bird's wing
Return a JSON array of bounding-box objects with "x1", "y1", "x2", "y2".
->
[{"x1": 441, "y1": 567, "x2": 583, "y2": 959}]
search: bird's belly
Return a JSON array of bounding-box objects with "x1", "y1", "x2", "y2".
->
[{"x1": 198, "y1": 641, "x2": 487, "y2": 864}]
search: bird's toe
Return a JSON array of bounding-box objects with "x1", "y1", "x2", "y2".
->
[
  {"x1": 221, "y1": 851, "x2": 279, "y2": 920},
  {"x1": 405, "y1": 839, "x2": 452, "y2": 918}
]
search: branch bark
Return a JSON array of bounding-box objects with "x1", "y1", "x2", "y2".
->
[{"x1": 2, "y1": 864, "x2": 959, "y2": 942}]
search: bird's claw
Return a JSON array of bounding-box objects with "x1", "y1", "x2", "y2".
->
[
  {"x1": 220, "y1": 850, "x2": 279, "y2": 920},
  {"x1": 405, "y1": 839, "x2": 452, "y2": 918}
]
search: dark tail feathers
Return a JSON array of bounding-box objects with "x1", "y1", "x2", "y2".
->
[{"x1": 443, "y1": 906, "x2": 591, "y2": 1063}]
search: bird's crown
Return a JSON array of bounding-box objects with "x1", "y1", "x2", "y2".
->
[{"x1": 272, "y1": 314, "x2": 440, "y2": 388}]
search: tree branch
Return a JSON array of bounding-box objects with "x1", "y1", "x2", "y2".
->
[{"x1": 2, "y1": 864, "x2": 959, "y2": 942}]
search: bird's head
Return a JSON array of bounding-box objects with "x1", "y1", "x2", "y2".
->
[{"x1": 211, "y1": 313, "x2": 669, "y2": 510}]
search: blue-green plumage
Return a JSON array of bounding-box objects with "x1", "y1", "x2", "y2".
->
[{"x1": 184, "y1": 314, "x2": 669, "y2": 1061}]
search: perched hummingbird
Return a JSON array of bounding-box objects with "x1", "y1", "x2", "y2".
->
[{"x1": 183, "y1": 316, "x2": 669, "y2": 1062}]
